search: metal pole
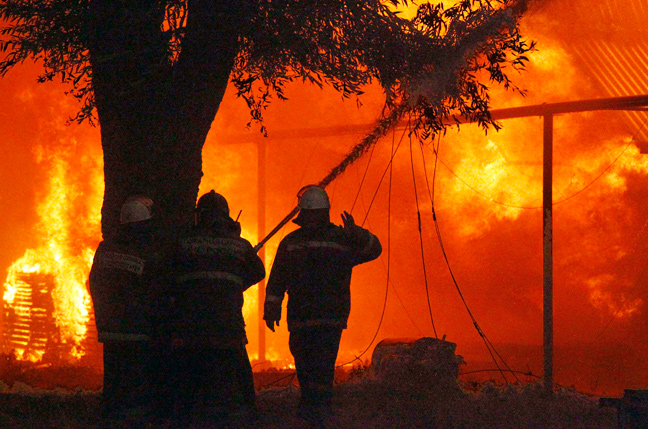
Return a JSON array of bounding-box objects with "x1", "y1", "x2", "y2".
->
[
  {"x1": 257, "y1": 138, "x2": 267, "y2": 363},
  {"x1": 543, "y1": 113, "x2": 554, "y2": 395}
]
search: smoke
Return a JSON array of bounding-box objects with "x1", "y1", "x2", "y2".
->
[
  {"x1": 198, "y1": 0, "x2": 648, "y2": 394},
  {"x1": 1, "y1": 0, "x2": 647, "y2": 394}
]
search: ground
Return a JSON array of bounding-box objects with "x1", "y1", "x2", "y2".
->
[{"x1": 0, "y1": 374, "x2": 618, "y2": 428}]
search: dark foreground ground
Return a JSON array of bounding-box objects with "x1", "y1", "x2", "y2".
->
[{"x1": 0, "y1": 377, "x2": 618, "y2": 428}]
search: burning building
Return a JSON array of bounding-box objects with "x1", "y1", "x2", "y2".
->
[
  {"x1": 0, "y1": 0, "x2": 647, "y2": 396},
  {"x1": 1, "y1": 120, "x2": 103, "y2": 367},
  {"x1": 2, "y1": 268, "x2": 99, "y2": 366},
  {"x1": 2, "y1": 270, "x2": 57, "y2": 361}
]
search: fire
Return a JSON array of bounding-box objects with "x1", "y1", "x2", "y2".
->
[
  {"x1": 445, "y1": 136, "x2": 535, "y2": 236},
  {"x1": 1, "y1": 0, "x2": 647, "y2": 395},
  {"x1": 2, "y1": 141, "x2": 102, "y2": 363},
  {"x1": 0, "y1": 119, "x2": 271, "y2": 365},
  {"x1": 586, "y1": 274, "x2": 641, "y2": 319},
  {"x1": 435, "y1": 114, "x2": 648, "y2": 316}
]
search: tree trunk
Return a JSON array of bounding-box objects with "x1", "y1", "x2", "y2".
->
[{"x1": 87, "y1": 0, "x2": 244, "y2": 239}]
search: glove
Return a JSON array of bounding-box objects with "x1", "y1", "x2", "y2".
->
[
  {"x1": 341, "y1": 211, "x2": 364, "y2": 242},
  {"x1": 263, "y1": 300, "x2": 282, "y2": 332}
]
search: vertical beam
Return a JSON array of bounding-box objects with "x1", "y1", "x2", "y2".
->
[
  {"x1": 257, "y1": 138, "x2": 267, "y2": 363},
  {"x1": 543, "y1": 113, "x2": 554, "y2": 395}
]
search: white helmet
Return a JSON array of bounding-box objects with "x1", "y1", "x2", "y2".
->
[
  {"x1": 297, "y1": 185, "x2": 330, "y2": 210},
  {"x1": 120, "y1": 195, "x2": 153, "y2": 224}
]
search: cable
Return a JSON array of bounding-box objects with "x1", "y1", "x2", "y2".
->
[
  {"x1": 594, "y1": 257, "x2": 648, "y2": 341},
  {"x1": 255, "y1": 141, "x2": 320, "y2": 255},
  {"x1": 459, "y1": 368, "x2": 540, "y2": 380},
  {"x1": 360, "y1": 127, "x2": 408, "y2": 227},
  {"x1": 430, "y1": 134, "x2": 441, "y2": 205},
  {"x1": 409, "y1": 129, "x2": 438, "y2": 338},
  {"x1": 418, "y1": 136, "x2": 519, "y2": 384},
  {"x1": 337, "y1": 127, "x2": 400, "y2": 368},
  {"x1": 431, "y1": 116, "x2": 648, "y2": 382},
  {"x1": 458, "y1": 369, "x2": 570, "y2": 390},
  {"x1": 297, "y1": 141, "x2": 319, "y2": 190},
  {"x1": 379, "y1": 266, "x2": 425, "y2": 336},
  {"x1": 426, "y1": 116, "x2": 648, "y2": 210},
  {"x1": 354, "y1": 167, "x2": 424, "y2": 335},
  {"x1": 435, "y1": 158, "x2": 541, "y2": 209},
  {"x1": 551, "y1": 118, "x2": 648, "y2": 206},
  {"x1": 258, "y1": 371, "x2": 298, "y2": 390},
  {"x1": 349, "y1": 134, "x2": 422, "y2": 335},
  {"x1": 350, "y1": 142, "x2": 377, "y2": 215}
]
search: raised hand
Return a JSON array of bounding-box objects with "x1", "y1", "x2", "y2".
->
[{"x1": 341, "y1": 211, "x2": 359, "y2": 236}]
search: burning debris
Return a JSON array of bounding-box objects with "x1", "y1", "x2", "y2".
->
[
  {"x1": 1, "y1": 139, "x2": 102, "y2": 367},
  {"x1": 3, "y1": 258, "x2": 99, "y2": 366},
  {"x1": 2, "y1": 271, "x2": 57, "y2": 362},
  {"x1": 0, "y1": 0, "x2": 647, "y2": 398}
]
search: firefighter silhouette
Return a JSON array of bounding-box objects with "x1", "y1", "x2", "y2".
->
[
  {"x1": 264, "y1": 185, "x2": 382, "y2": 424},
  {"x1": 168, "y1": 190, "x2": 265, "y2": 424},
  {"x1": 89, "y1": 195, "x2": 164, "y2": 417}
]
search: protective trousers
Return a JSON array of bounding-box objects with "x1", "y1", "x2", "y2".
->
[
  {"x1": 289, "y1": 326, "x2": 343, "y2": 409},
  {"x1": 234, "y1": 343, "x2": 257, "y2": 409},
  {"x1": 102, "y1": 340, "x2": 153, "y2": 416},
  {"x1": 171, "y1": 343, "x2": 255, "y2": 424}
]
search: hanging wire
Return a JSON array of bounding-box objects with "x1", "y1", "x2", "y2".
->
[
  {"x1": 360, "y1": 128, "x2": 408, "y2": 227},
  {"x1": 262, "y1": 139, "x2": 316, "y2": 232},
  {"x1": 268, "y1": 140, "x2": 321, "y2": 251},
  {"x1": 435, "y1": 158, "x2": 540, "y2": 209},
  {"x1": 358, "y1": 214, "x2": 424, "y2": 336},
  {"x1": 594, "y1": 258, "x2": 648, "y2": 341},
  {"x1": 428, "y1": 116, "x2": 648, "y2": 210},
  {"x1": 337, "y1": 127, "x2": 399, "y2": 367},
  {"x1": 418, "y1": 136, "x2": 519, "y2": 384},
  {"x1": 431, "y1": 115, "x2": 648, "y2": 382},
  {"x1": 379, "y1": 265, "x2": 425, "y2": 336},
  {"x1": 258, "y1": 371, "x2": 298, "y2": 390},
  {"x1": 409, "y1": 127, "x2": 438, "y2": 338},
  {"x1": 350, "y1": 135, "x2": 423, "y2": 335},
  {"x1": 549, "y1": 116, "x2": 648, "y2": 388},
  {"x1": 296, "y1": 140, "x2": 319, "y2": 189},
  {"x1": 350, "y1": 142, "x2": 377, "y2": 214},
  {"x1": 550, "y1": 121, "x2": 648, "y2": 206}
]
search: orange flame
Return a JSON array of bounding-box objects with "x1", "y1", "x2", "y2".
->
[
  {"x1": 1, "y1": 0, "x2": 648, "y2": 396},
  {"x1": 3, "y1": 141, "x2": 102, "y2": 362}
]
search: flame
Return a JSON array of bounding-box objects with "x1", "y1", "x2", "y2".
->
[
  {"x1": 1, "y1": 0, "x2": 648, "y2": 395},
  {"x1": 586, "y1": 274, "x2": 641, "y2": 318},
  {"x1": 2, "y1": 140, "x2": 102, "y2": 363}
]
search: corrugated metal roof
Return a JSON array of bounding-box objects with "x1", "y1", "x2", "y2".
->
[{"x1": 568, "y1": 0, "x2": 648, "y2": 150}]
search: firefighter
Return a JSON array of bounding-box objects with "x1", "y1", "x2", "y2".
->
[
  {"x1": 169, "y1": 190, "x2": 265, "y2": 424},
  {"x1": 264, "y1": 185, "x2": 382, "y2": 424},
  {"x1": 88, "y1": 195, "x2": 164, "y2": 417}
]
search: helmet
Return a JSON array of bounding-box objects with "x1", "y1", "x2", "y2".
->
[
  {"x1": 120, "y1": 195, "x2": 153, "y2": 224},
  {"x1": 196, "y1": 190, "x2": 229, "y2": 219},
  {"x1": 297, "y1": 185, "x2": 330, "y2": 210}
]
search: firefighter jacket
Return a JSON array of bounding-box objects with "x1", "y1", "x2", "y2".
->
[
  {"x1": 89, "y1": 223, "x2": 165, "y2": 343},
  {"x1": 170, "y1": 218, "x2": 265, "y2": 346},
  {"x1": 266, "y1": 221, "x2": 382, "y2": 331}
]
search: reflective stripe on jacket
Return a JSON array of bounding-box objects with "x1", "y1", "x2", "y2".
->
[
  {"x1": 88, "y1": 227, "x2": 164, "y2": 341},
  {"x1": 171, "y1": 223, "x2": 265, "y2": 342},
  {"x1": 266, "y1": 221, "x2": 381, "y2": 331}
]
